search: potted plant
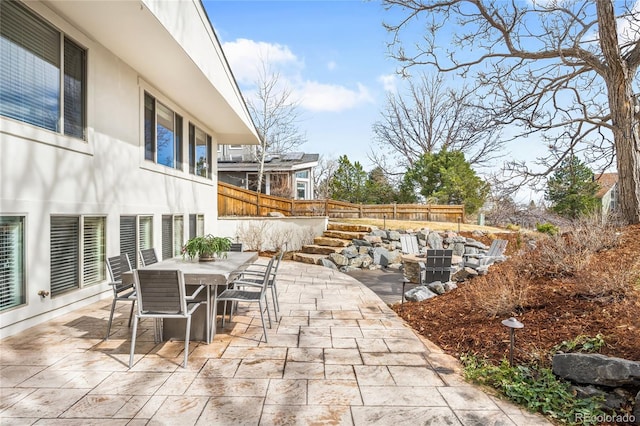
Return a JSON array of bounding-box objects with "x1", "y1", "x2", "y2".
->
[{"x1": 182, "y1": 234, "x2": 232, "y2": 262}]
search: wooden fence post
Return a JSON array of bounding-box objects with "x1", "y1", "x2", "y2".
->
[
  {"x1": 393, "y1": 202, "x2": 397, "y2": 220},
  {"x1": 324, "y1": 199, "x2": 328, "y2": 217}
]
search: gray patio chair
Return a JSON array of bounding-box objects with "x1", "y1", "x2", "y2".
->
[
  {"x1": 402, "y1": 249, "x2": 453, "y2": 304},
  {"x1": 105, "y1": 253, "x2": 136, "y2": 340},
  {"x1": 215, "y1": 257, "x2": 275, "y2": 343},
  {"x1": 400, "y1": 234, "x2": 421, "y2": 254},
  {"x1": 423, "y1": 249, "x2": 453, "y2": 283},
  {"x1": 464, "y1": 239, "x2": 508, "y2": 269},
  {"x1": 139, "y1": 248, "x2": 158, "y2": 267},
  {"x1": 233, "y1": 246, "x2": 285, "y2": 321},
  {"x1": 229, "y1": 242, "x2": 244, "y2": 252},
  {"x1": 129, "y1": 269, "x2": 207, "y2": 368}
]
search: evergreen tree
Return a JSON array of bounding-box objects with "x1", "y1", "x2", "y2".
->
[
  {"x1": 328, "y1": 155, "x2": 367, "y2": 203},
  {"x1": 399, "y1": 150, "x2": 489, "y2": 215},
  {"x1": 364, "y1": 167, "x2": 399, "y2": 204},
  {"x1": 545, "y1": 155, "x2": 600, "y2": 219}
]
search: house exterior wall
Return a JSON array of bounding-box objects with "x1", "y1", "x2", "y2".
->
[{"x1": 0, "y1": 0, "x2": 257, "y2": 338}]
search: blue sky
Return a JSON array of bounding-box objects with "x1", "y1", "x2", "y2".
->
[
  {"x1": 204, "y1": 0, "x2": 637, "y2": 203},
  {"x1": 205, "y1": 0, "x2": 404, "y2": 168}
]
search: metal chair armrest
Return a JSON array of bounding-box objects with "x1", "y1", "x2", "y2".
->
[{"x1": 185, "y1": 284, "x2": 206, "y2": 301}]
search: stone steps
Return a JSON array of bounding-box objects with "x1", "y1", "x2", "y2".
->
[
  {"x1": 300, "y1": 245, "x2": 344, "y2": 255},
  {"x1": 313, "y1": 236, "x2": 351, "y2": 247},
  {"x1": 327, "y1": 222, "x2": 373, "y2": 233},
  {"x1": 292, "y1": 252, "x2": 326, "y2": 265},
  {"x1": 323, "y1": 230, "x2": 368, "y2": 240},
  {"x1": 292, "y1": 223, "x2": 375, "y2": 268}
]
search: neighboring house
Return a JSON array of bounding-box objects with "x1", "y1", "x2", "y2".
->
[
  {"x1": 595, "y1": 172, "x2": 619, "y2": 218},
  {"x1": 0, "y1": 0, "x2": 259, "y2": 338},
  {"x1": 218, "y1": 145, "x2": 319, "y2": 200}
]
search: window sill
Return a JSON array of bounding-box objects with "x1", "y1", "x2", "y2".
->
[
  {"x1": 139, "y1": 162, "x2": 214, "y2": 185},
  {"x1": 1, "y1": 117, "x2": 92, "y2": 156}
]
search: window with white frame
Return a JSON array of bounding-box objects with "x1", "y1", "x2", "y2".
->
[
  {"x1": 188, "y1": 123, "x2": 212, "y2": 178},
  {"x1": 144, "y1": 92, "x2": 183, "y2": 170},
  {"x1": 295, "y1": 169, "x2": 310, "y2": 200},
  {"x1": 0, "y1": 0, "x2": 86, "y2": 139},
  {"x1": 0, "y1": 216, "x2": 25, "y2": 311},
  {"x1": 120, "y1": 215, "x2": 153, "y2": 268},
  {"x1": 162, "y1": 215, "x2": 184, "y2": 260},
  {"x1": 189, "y1": 214, "x2": 204, "y2": 239},
  {"x1": 50, "y1": 216, "x2": 105, "y2": 296}
]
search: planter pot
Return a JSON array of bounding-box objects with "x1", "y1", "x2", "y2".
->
[{"x1": 198, "y1": 255, "x2": 216, "y2": 262}]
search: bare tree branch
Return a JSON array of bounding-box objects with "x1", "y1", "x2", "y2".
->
[{"x1": 383, "y1": 0, "x2": 640, "y2": 223}]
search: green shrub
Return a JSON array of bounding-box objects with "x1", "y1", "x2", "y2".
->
[
  {"x1": 462, "y1": 356, "x2": 605, "y2": 425},
  {"x1": 506, "y1": 223, "x2": 520, "y2": 231},
  {"x1": 552, "y1": 334, "x2": 606, "y2": 354},
  {"x1": 536, "y1": 222, "x2": 559, "y2": 236}
]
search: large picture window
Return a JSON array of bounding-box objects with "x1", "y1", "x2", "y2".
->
[
  {"x1": 0, "y1": 0, "x2": 86, "y2": 139},
  {"x1": 144, "y1": 92, "x2": 183, "y2": 169},
  {"x1": 0, "y1": 216, "x2": 25, "y2": 311},
  {"x1": 50, "y1": 216, "x2": 105, "y2": 296},
  {"x1": 189, "y1": 123, "x2": 212, "y2": 178}
]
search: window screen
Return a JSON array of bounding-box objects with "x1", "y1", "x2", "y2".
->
[
  {"x1": 50, "y1": 216, "x2": 79, "y2": 296},
  {"x1": 0, "y1": 216, "x2": 25, "y2": 311}
]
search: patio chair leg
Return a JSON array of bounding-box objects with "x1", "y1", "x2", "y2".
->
[
  {"x1": 127, "y1": 301, "x2": 135, "y2": 327},
  {"x1": 258, "y1": 300, "x2": 268, "y2": 343},
  {"x1": 265, "y1": 295, "x2": 272, "y2": 328},
  {"x1": 105, "y1": 299, "x2": 117, "y2": 340},
  {"x1": 270, "y1": 285, "x2": 279, "y2": 322},
  {"x1": 210, "y1": 292, "x2": 218, "y2": 342},
  {"x1": 184, "y1": 316, "x2": 191, "y2": 369},
  {"x1": 129, "y1": 315, "x2": 139, "y2": 368}
]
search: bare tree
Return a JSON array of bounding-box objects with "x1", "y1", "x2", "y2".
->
[
  {"x1": 312, "y1": 154, "x2": 339, "y2": 199},
  {"x1": 383, "y1": 0, "x2": 640, "y2": 224},
  {"x1": 370, "y1": 73, "x2": 504, "y2": 174},
  {"x1": 246, "y1": 60, "x2": 306, "y2": 193}
]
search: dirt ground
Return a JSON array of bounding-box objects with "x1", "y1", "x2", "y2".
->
[{"x1": 391, "y1": 225, "x2": 640, "y2": 365}]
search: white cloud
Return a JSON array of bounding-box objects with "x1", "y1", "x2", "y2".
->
[
  {"x1": 295, "y1": 81, "x2": 374, "y2": 112},
  {"x1": 222, "y1": 38, "x2": 374, "y2": 113},
  {"x1": 378, "y1": 74, "x2": 397, "y2": 93},
  {"x1": 222, "y1": 38, "x2": 302, "y2": 84}
]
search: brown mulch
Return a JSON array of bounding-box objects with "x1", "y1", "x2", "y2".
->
[{"x1": 392, "y1": 224, "x2": 640, "y2": 365}]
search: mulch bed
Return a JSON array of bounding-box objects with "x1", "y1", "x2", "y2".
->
[{"x1": 392, "y1": 225, "x2": 640, "y2": 365}]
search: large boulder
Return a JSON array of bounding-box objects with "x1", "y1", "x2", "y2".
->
[
  {"x1": 320, "y1": 259, "x2": 338, "y2": 269},
  {"x1": 552, "y1": 353, "x2": 640, "y2": 387},
  {"x1": 427, "y1": 232, "x2": 443, "y2": 249},
  {"x1": 404, "y1": 285, "x2": 437, "y2": 302},
  {"x1": 328, "y1": 252, "x2": 349, "y2": 267},
  {"x1": 372, "y1": 247, "x2": 390, "y2": 267},
  {"x1": 387, "y1": 230, "x2": 402, "y2": 241}
]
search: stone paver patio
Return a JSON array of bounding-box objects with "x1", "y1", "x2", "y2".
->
[{"x1": 0, "y1": 260, "x2": 550, "y2": 425}]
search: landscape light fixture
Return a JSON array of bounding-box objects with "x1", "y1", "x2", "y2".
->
[
  {"x1": 383, "y1": 214, "x2": 387, "y2": 230},
  {"x1": 501, "y1": 317, "x2": 524, "y2": 366}
]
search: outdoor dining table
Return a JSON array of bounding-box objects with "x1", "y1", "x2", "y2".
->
[{"x1": 123, "y1": 251, "x2": 258, "y2": 343}]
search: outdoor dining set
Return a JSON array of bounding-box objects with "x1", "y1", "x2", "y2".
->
[{"x1": 104, "y1": 246, "x2": 285, "y2": 369}]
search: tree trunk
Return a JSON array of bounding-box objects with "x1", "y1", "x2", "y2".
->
[
  {"x1": 597, "y1": 0, "x2": 640, "y2": 224},
  {"x1": 614, "y1": 114, "x2": 640, "y2": 224}
]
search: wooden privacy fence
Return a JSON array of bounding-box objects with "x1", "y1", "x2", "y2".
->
[{"x1": 217, "y1": 182, "x2": 465, "y2": 223}]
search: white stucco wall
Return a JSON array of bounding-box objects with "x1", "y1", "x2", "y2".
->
[
  {"x1": 0, "y1": 1, "x2": 253, "y2": 338},
  {"x1": 216, "y1": 217, "x2": 328, "y2": 252}
]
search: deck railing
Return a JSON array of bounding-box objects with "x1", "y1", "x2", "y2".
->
[{"x1": 217, "y1": 182, "x2": 465, "y2": 222}]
